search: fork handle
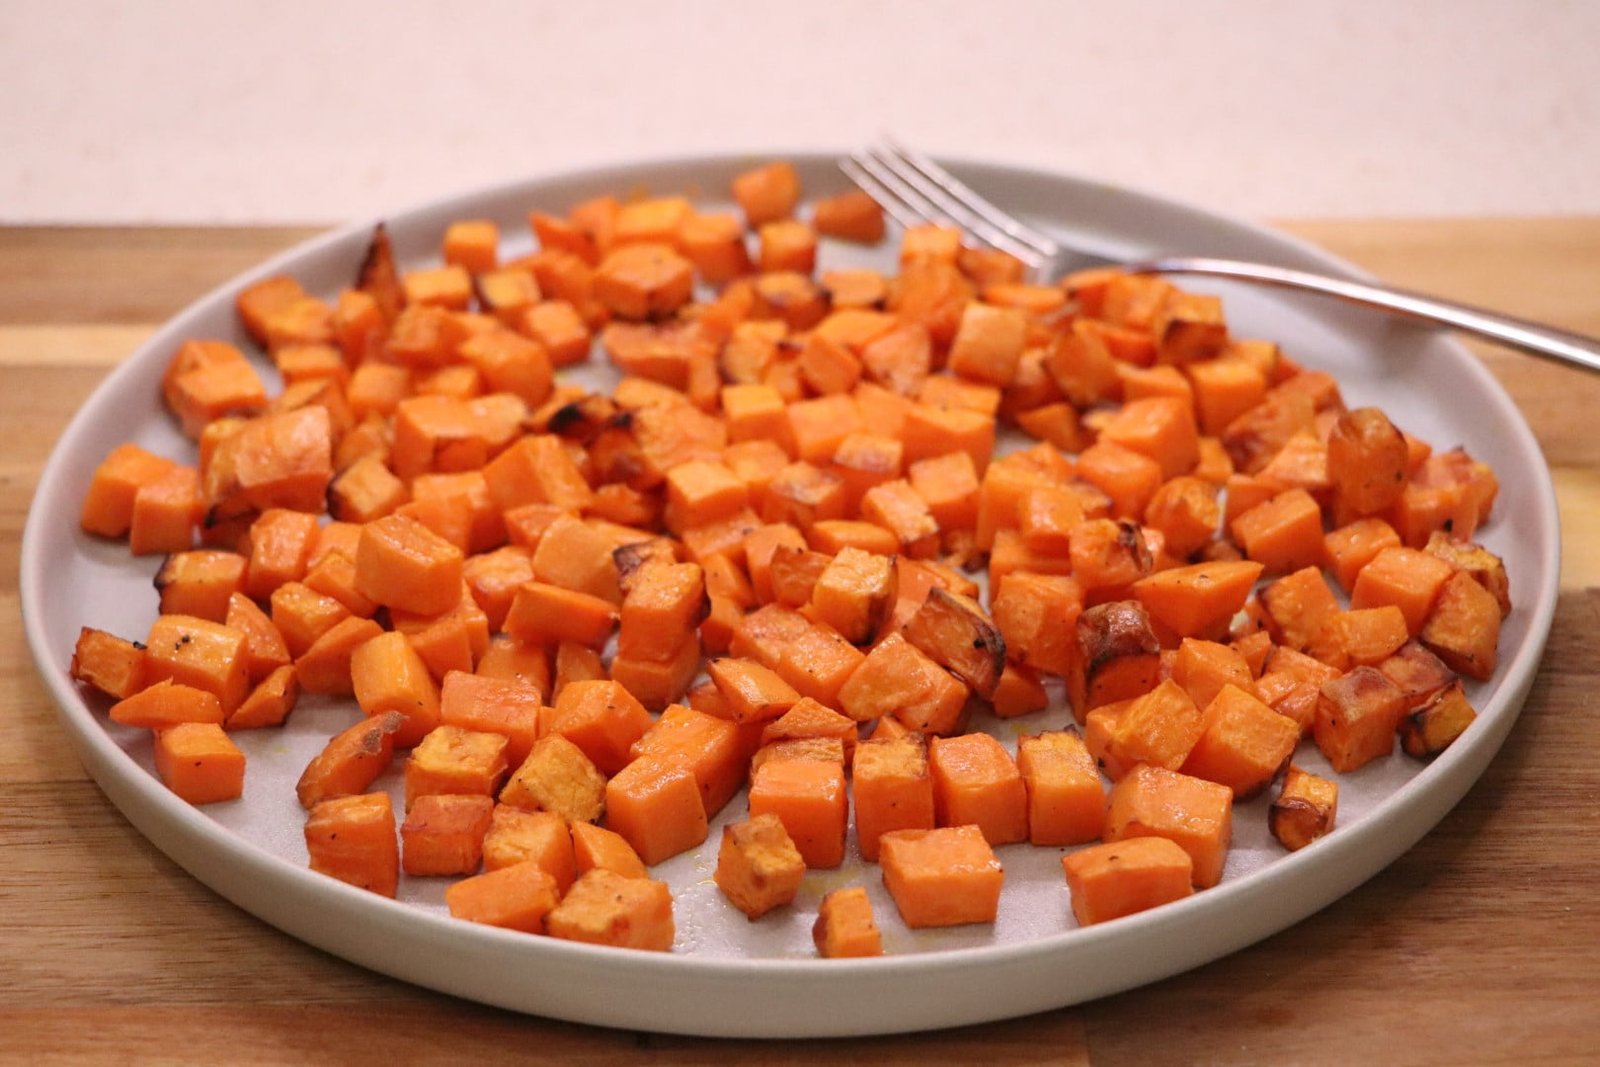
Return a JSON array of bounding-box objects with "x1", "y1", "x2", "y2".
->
[{"x1": 1132, "y1": 256, "x2": 1600, "y2": 376}]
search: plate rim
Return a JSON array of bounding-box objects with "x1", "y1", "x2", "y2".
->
[{"x1": 19, "y1": 149, "x2": 1562, "y2": 1036}]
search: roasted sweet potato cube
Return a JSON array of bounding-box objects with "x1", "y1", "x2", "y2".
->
[
  {"x1": 548, "y1": 680, "x2": 654, "y2": 776},
  {"x1": 928, "y1": 733, "x2": 1027, "y2": 846},
  {"x1": 1259, "y1": 566, "x2": 1342, "y2": 651},
  {"x1": 809, "y1": 546, "x2": 897, "y2": 645},
  {"x1": 902, "y1": 588, "x2": 1004, "y2": 698},
  {"x1": 571, "y1": 821, "x2": 649, "y2": 879},
  {"x1": 546, "y1": 868, "x2": 675, "y2": 951},
  {"x1": 837, "y1": 632, "x2": 968, "y2": 735},
  {"x1": 1419, "y1": 570, "x2": 1502, "y2": 681},
  {"x1": 731, "y1": 161, "x2": 800, "y2": 227},
  {"x1": 1269, "y1": 764, "x2": 1338, "y2": 851},
  {"x1": 852, "y1": 733, "x2": 936, "y2": 862},
  {"x1": 143, "y1": 614, "x2": 250, "y2": 715},
  {"x1": 706, "y1": 657, "x2": 801, "y2": 723},
  {"x1": 1326, "y1": 407, "x2": 1409, "y2": 520},
  {"x1": 1377, "y1": 640, "x2": 1456, "y2": 710},
  {"x1": 813, "y1": 189, "x2": 886, "y2": 243},
  {"x1": 714, "y1": 813, "x2": 806, "y2": 919},
  {"x1": 812, "y1": 886, "x2": 884, "y2": 957},
  {"x1": 70, "y1": 626, "x2": 148, "y2": 701},
  {"x1": 1180, "y1": 684, "x2": 1300, "y2": 799},
  {"x1": 445, "y1": 860, "x2": 561, "y2": 933},
  {"x1": 1350, "y1": 546, "x2": 1454, "y2": 636},
  {"x1": 989, "y1": 572, "x2": 1083, "y2": 678},
  {"x1": 1104, "y1": 765, "x2": 1233, "y2": 888},
  {"x1": 499, "y1": 733, "x2": 607, "y2": 823},
  {"x1": 748, "y1": 756, "x2": 849, "y2": 869},
  {"x1": 1314, "y1": 666, "x2": 1407, "y2": 773},
  {"x1": 758, "y1": 698, "x2": 858, "y2": 765},
  {"x1": 1070, "y1": 600, "x2": 1162, "y2": 715},
  {"x1": 1424, "y1": 531, "x2": 1511, "y2": 616},
  {"x1": 878, "y1": 826, "x2": 1003, "y2": 929},
  {"x1": 1062, "y1": 836, "x2": 1195, "y2": 927},
  {"x1": 403, "y1": 725, "x2": 511, "y2": 811},
  {"x1": 604, "y1": 758, "x2": 709, "y2": 866},
  {"x1": 1400, "y1": 680, "x2": 1478, "y2": 759},
  {"x1": 750, "y1": 737, "x2": 846, "y2": 775},
  {"x1": 1016, "y1": 730, "x2": 1106, "y2": 846},
  {"x1": 304, "y1": 792, "x2": 399, "y2": 897},
  {"x1": 155, "y1": 550, "x2": 248, "y2": 624},
  {"x1": 401, "y1": 793, "x2": 495, "y2": 876},
  {"x1": 202, "y1": 406, "x2": 333, "y2": 522},
  {"x1": 153, "y1": 722, "x2": 245, "y2": 804},
  {"x1": 349, "y1": 630, "x2": 441, "y2": 748},
  {"x1": 479, "y1": 805, "x2": 577, "y2": 892},
  {"x1": 632, "y1": 704, "x2": 751, "y2": 818}
]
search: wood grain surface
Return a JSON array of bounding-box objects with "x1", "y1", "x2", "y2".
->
[{"x1": 3, "y1": 221, "x2": 1599, "y2": 1066}]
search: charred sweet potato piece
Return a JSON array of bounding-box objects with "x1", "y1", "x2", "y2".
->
[
  {"x1": 1269, "y1": 764, "x2": 1338, "y2": 851},
  {"x1": 1399, "y1": 680, "x2": 1478, "y2": 759},
  {"x1": 901, "y1": 587, "x2": 1005, "y2": 699}
]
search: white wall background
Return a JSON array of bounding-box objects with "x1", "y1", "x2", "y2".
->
[{"x1": 4, "y1": 0, "x2": 1597, "y2": 224}]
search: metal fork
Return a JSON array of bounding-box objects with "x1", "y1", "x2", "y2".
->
[{"x1": 843, "y1": 140, "x2": 1600, "y2": 375}]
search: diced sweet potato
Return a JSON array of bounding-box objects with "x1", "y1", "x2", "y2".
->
[
  {"x1": 546, "y1": 868, "x2": 675, "y2": 951},
  {"x1": 1269, "y1": 764, "x2": 1338, "y2": 851},
  {"x1": 878, "y1": 826, "x2": 1003, "y2": 928},
  {"x1": 1062, "y1": 837, "x2": 1194, "y2": 926},
  {"x1": 812, "y1": 886, "x2": 884, "y2": 958},
  {"x1": 1399, "y1": 680, "x2": 1478, "y2": 759},
  {"x1": 1104, "y1": 765, "x2": 1233, "y2": 889},
  {"x1": 304, "y1": 792, "x2": 399, "y2": 897},
  {"x1": 902, "y1": 588, "x2": 1005, "y2": 698},
  {"x1": 852, "y1": 733, "x2": 936, "y2": 862},
  {"x1": 714, "y1": 813, "x2": 806, "y2": 919}
]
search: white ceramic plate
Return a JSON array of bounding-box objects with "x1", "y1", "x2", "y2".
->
[{"x1": 21, "y1": 152, "x2": 1559, "y2": 1037}]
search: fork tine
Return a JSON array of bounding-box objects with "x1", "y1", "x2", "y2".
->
[
  {"x1": 862, "y1": 144, "x2": 1046, "y2": 268},
  {"x1": 837, "y1": 156, "x2": 925, "y2": 232},
  {"x1": 848, "y1": 149, "x2": 1047, "y2": 269},
  {"x1": 877, "y1": 137, "x2": 1060, "y2": 260}
]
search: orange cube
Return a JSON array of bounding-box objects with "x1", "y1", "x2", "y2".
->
[
  {"x1": 442, "y1": 218, "x2": 499, "y2": 273},
  {"x1": 1062, "y1": 836, "x2": 1195, "y2": 926},
  {"x1": 571, "y1": 821, "x2": 650, "y2": 880},
  {"x1": 1102, "y1": 678, "x2": 1204, "y2": 775},
  {"x1": 479, "y1": 805, "x2": 576, "y2": 894},
  {"x1": 1104, "y1": 765, "x2": 1233, "y2": 888},
  {"x1": 1180, "y1": 685, "x2": 1300, "y2": 799},
  {"x1": 143, "y1": 614, "x2": 250, "y2": 715},
  {"x1": 1350, "y1": 546, "x2": 1456, "y2": 636},
  {"x1": 812, "y1": 886, "x2": 884, "y2": 957},
  {"x1": 349, "y1": 630, "x2": 441, "y2": 748},
  {"x1": 714, "y1": 813, "x2": 807, "y2": 919},
  {"x1": 401, "y1": 793, "x2": 495, "y2": 876},
  {"x1": 354, "y1": 513, "x2": 464, "y2": 617},
  {"x1": 1016, "y1": 730, "x2": 1106, "y2": 846},
  {"x1": 758, "y1": 219, "x2": 818, "y2": 274},
  {"x1": 604, "y1": 758, "x2": 710, "y2": 866},
  {"x1": 947, "y1": 302, "x2": 1028, "y2": 387},
  {"x1": 546, "y1": 868, "x2": 675, "y2": 951},
  {"x1": 403, "y1": 724, "x2": 511, "y2": 811},
  {"x1": 594, "y1": 242, "x2": 694, "y2": 320},
  {"x1": 1229, "y1": 488, "x2": 1325, "y2": 575},
  {"x1": 878, "y1": 826, "x2": 1003, "y2": 928},
  {"x1": 732, "y1": 161, "x2": 800, "y2": 226},
  {"x1": 928, "y1": 733, "x2": 1027, "y2": 846},
  {"x1": 445, "y1": 860, "x2": 561, "y2": 933},
  {"x1": 547, "y1": 680, "x2": 653, "y2": 776},
  {"x1": 499, "y1": 733, "x2": 605, "y2": 823},
  {"x1": 153, "y1": 722, "x2": 245, "y2": 804},
  {"x1": 747, "y1": 756, "x2": 849, "y2": 869},
  {"x1": 303, "y1": 792, "x2": 399, "y2": 897},
  {"x1": 630, "y1": 704, "x2": 749, "y2": 818},
  {"x1": 438, "y1": 671, "x2": 543, "y2": 767},
  {"x1": 706, "y1": 657, "x2": 801, "y2": 724},
  {"x1": 1314, "y1": 666, "x2": 1407, "y2": 773},
  {"x1": 852, "y1": 733, "x2": 936, "y2": 862},
  {"x1": 503, "y1": 581, "x2": 618, "y2": 649},
  {"x1": 836, "y1": 632, "x2": 968, "y2": 735}
]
